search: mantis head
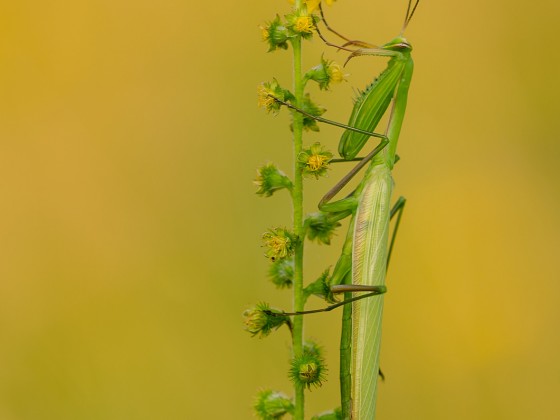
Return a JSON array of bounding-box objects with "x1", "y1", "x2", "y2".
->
[{"x1": 383, "y1": 36, "x2": 412, "y2": 53}]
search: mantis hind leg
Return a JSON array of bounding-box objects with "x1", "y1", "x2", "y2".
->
[
  {"x1": 387, "y1": 196, "x2": 406, "y2": 268},
  {"x1": 270, "y1": 287, "x2": 386, "y2": 316}
]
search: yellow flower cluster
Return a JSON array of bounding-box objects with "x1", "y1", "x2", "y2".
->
[
  {"x1": 306, "y1": 153, "x2": 329, "y2": 171},
  {"x1": 257, "y1": 85, "x2": 276, "y2": 112},
  {"x1": 260, "y1": 26, "x2": 270, "y2": 42},
  {"x1": 262, "y1": 228, "x2": 296, "y2": 262},
  {"x1": 298, "y1": 142, "x2": 332, "y2": 178},
  {"x1": 294, "y1": 16, "x2": 314, "y2": 34},
  {"x1": 264, "y1": 234, "x2": 290, "y2": 260},
  {"x1": 287, "y1": 0, "x2": 337, "y2": 13},
  {"x1": 327, "y1": 62, "x2": 345, "y2": 83}
]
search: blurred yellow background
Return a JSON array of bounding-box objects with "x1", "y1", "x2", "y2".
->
[{"x1": 1, "y1": 0, "x2": 559, "y2": 419}]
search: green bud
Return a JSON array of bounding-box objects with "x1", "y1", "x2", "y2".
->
[
  {"x1": 311, "y1": 407, "x2": 343, "y2": 420},
  {"x1": 289, "y1": 340, "x2": 327, "y2": 389},
  {"x1": 305, "y1": 56, "x2": 347, "y2": 90},
  {"x1": 254, "y1": 389, "x2": 294, "y2": 419},
  {"x1": 243, "y1": 302, "x2": 289, "y2": 338},
  {"x1": 298, "y1": 93, "x2": 325, "y2": 132},
  {"x1": 305, "y1": 211, "x2": 340, "y2": 245},
  {"x1": 303, "y1": 268, "x2": 335, "y2": 303},
  {"x1": 261, "y1": 15, "x2": 290, "y2": 52},
  {"x1": 254, "y1": 163, "x2": 293, "y2": 197},
  {"x1": 269, "y1": 258, "x2": 294, "y2": 289}
]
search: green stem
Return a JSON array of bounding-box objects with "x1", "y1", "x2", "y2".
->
[{"x1": 291, "y1": 9, "x2": 305, "y2": 420}]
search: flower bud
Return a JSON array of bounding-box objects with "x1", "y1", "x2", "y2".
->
[
  {"x1": 311, "y1": 407, "x2": 343, "y2": 420},
  {"x1": 304, "y1": 211, "x2": 340, "y2": 244},
  {"x1": 269, "y1": 258, "x2": 294, "y2": 289},
  {"x1": 254, "y1": 389, "x2": 294, "y2": 419},
  {"x1": 303, "y1": 268, "x2": 334, "y2": 303},
  {"x1": 254, "y1": 163, "x2": 293, "y2": 197},
  {"x1": 306, "y1": 56, "x2": 347, "y2": 90},
  {"x1": 298, "y1": 93, "x2": 325, "y2": 132},
  {"x1": 243, "y1": 302, "x2": 289, "y2": 338},
  {"x1": 261, "y1": 15, "x2": 290, "y2": 52},
  {"x1": 289, "y1": 341, "x2": 327, "y2": 389}
]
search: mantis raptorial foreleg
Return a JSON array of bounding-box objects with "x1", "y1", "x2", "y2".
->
[
  {"x1": 316, "y1": 3, "x2": 377, "y2": 51},
  {"x1": 268, "y1": 95, "x2": 388, "y2": 142}
]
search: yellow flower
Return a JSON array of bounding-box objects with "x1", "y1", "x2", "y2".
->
[
  {"x1": 257, "y1": 84, "x2": 275, "y2": 111},
  {"x1": 298, "y1": 142, "x2": 333, "y2": 178},
  {"x1": 265, "y1": 234, "x2": 290, "y2": 259},
  {"x1": 328, "y1": 62, "x2": 346, "y2": 83},
  {"x1": 287, "y1": 0, "x2": 334, "y2": 12},
  {"x1": 243, "y1": 303, "x2": 289, "y2": 338},
  {"x1": 305, "y1": 0, "x2": 321, "y2": 13},
  {"x1": 294, "y1": 16, "x2": 314, "y2": 34},
  {"x1": 260, "y1": 25, "x2": 269, "y2": 42},
  {"x1": 262, "y1": 228, "x2": 296, "y2": 261},
  {"x1": 307, "y1": 153, "x2": 329, "y2": 171}
]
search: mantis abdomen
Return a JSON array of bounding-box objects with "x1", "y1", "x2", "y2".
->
[{"x1": 351, "y1": 163, "x2": 393, "y2": 418}]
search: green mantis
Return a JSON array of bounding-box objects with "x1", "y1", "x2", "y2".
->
[
  {"x1": 265, "y1": 1, "x2": 418, "y2": 418},
  {"x1": 319, "y1": 3, "x2": 418, "y2": 418}
]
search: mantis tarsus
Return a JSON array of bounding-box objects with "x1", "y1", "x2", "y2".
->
[{"x1": 269, "y1": 1, "x2": 418, "y2": 418}]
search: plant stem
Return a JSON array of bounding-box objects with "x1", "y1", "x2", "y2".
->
[{"x1": 291, "y1": 3, "x2": 305, "y2": 417}]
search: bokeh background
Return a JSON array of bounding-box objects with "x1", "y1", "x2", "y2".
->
[{"x1": 1, "y1": 0, "x2": 559, "y2": 419}]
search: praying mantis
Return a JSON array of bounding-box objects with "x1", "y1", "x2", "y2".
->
[{"x1": 267, "y1": 1, "x2": 419, "y2": 418}]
